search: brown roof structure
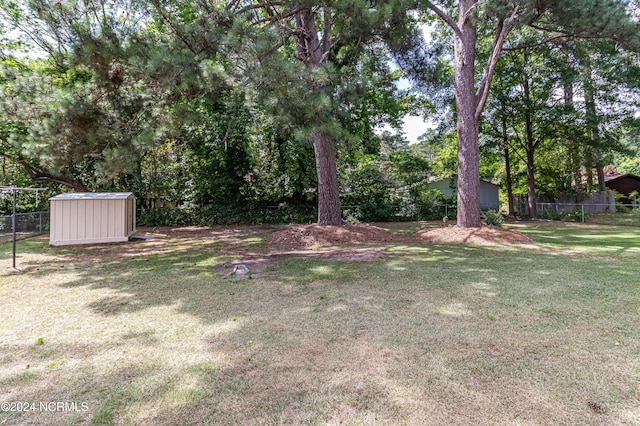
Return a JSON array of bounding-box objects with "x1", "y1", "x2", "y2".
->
[{"x1": 604, "y1": 173, "x2": 640, "y2": 203}]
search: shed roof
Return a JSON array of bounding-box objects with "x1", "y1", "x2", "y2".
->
[
  {"x1": 604, "y1": 173, "x2": 640, "y2": 183},
  {"x1": 50, "y1": 192, "x2": 134, "y2": 201}
]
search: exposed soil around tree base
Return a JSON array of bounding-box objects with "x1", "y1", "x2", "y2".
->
[
  {"x1": 414, "y1": 225, "x2": 533, "y2": 245},
  {"x1": 72, "y1": 223, "x2": 533, "y2": 276},
  {"x1": 267, "y1": 223, "x2": 533, "y2": 249},
  {"x1": 266, "y1": 224, "x2": 415, "y2": 249},
  {"x1": 220, "y1": 223, "x2": 533, "y2": 275}
]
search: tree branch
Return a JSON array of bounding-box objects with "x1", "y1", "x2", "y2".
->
[
  {"x1": 425, "y1": 2, "x2": 462, "y2": 38},
  {"x1": 150, "y1": 0, "x2": 203, "y2": 55},
  {"x1": 12, "y1": 157, "x2": 88, "y2": 192},
  {"x1": 250, "y1": 5, "x2": 300, "y2": 25},
  {"x1": 502, "y1": 35, "x2": 573, "y2": 51},
  {"x1": 236, "y1": 1, "x2": 286, "y2": 16},
  {"x1": 528, "y1": 23, "x2": 613, "y2": 41},
  {"x1": 322, "y1": 7, "x2": 332, "y2": 60},
  {"x1": 475, "y1": 7, "x2": 519, "y2": 122},
  {"x1": 509, "y1": 126, "x2": 528, "y2": 163}
]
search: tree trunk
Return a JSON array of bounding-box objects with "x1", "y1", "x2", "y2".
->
[
  {"x1": 596, "y1": 158, "x2": 606, "y2": 191},
  {"x1": 294, "y1": 7, "x2": 342, "y2": 225},
  {"x1": 584, "y1": 148, "x2": 594, "y2": 188},
  {"x1": 580, "y1": 54, "x2": 606, "y2": 191},
  {"x1": 522, "y1": 73, "x2": 538, "y2": 219},
  {"x1": 562, "y1": 56, "x2": 582, "y2": 192},
  {"x1": 453, "y1": 1, "x2": 481, "y2": 228},
  {"x1": 313, "y1": 131, "x2": 342, "y2": 225},
  {"x1": 502, "y1": 120, "x2": 515, "y2": 216},
  {"x1": 526, "y1": 146, "x2": 537, "y2": 219}
]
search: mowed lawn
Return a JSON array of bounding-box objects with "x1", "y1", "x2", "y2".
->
[{"x1": 1, "y1": 222, "x2": 639, "y2": 425}]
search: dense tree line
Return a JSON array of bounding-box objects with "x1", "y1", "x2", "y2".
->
[{"x1": 1, "y1": 0, "x2": 639, "y2": 225}]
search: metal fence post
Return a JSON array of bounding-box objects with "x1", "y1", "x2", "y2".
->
[
  {"x1": 581, "y1": 205, "x2": 585, "y2": 223},
  {"x1": 12, "y1": 189, "x2": 17, "y2": 269}
]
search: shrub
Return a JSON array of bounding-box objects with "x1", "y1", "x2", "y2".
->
[
  {"x1": 541, "y1": 207, "x2": 588, "y2": 222},
  {"x1": 342, "y1": 162, "x2": 395, "y2": 222},
  {"x1": 482, "y1": 210, "x2": 503, "y2": 226},
  {"x1": 412, "y1": 189, "x2": 456, "y2": 221},
  {"x1": 137, "y1": 207, "x2": 190, "y2": 226}
]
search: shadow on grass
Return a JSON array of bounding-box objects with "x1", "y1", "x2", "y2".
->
[
  {"x1": 509, "y1": 221, "x2": 640, "y2": 255},
  {"x1": 2, "y1": 225, "x2": 640, "y2": 424},
  {"x1": 0, "y1": 341, "x2": 196, "y2": 426}
]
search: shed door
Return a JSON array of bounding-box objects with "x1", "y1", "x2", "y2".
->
[{"x1": 126, "y1": 198, "x2": 135, "y2": 234}]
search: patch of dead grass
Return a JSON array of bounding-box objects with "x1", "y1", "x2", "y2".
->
[{"x1": 1, "y1": 223, "x2": 639, "y2": 425}]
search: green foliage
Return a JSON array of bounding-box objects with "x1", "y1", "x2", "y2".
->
[
  {"x1": 342, "y1": 161, "x2": 394, "y2": 222},
  {"x1": 3, "y1": 0, "x2": 639, "y2": 227},
  {"x1": 482, "y1": 210, "x2": 504, "y2": 226},
  {"x1": 182, "y1": 94, "x2": 253, "y2": 207},
  {"x1": 388, "y1": 150, "x2": 430, "y2": 185},
  {"x1": 138, "y1": 202, "x2": 319, "y2": 227},
  {"x1": 251, "y1": 122, "x2": 317, "y2": 205},
  {"x1": 137, "y1": 207, "x2": 188, "y2": 227},
  {"x1": 411, "y1": 188, "x2": 456, "y2": 221},
  {"x1": 541, "y1": 208, "x2": 588, "y2": 222},
  {"x1": 199, "y1": 203, "x2": 317, "y2": 226},
  {"x1": 340, "y1": 149, "x2": 451, "y2": 222}
]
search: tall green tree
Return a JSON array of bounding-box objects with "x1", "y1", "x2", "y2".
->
[
  {"x1": 485, "y1": 38, "x2": 564, "y2": 218},
  {"x1": 418, "y1": 0, "x2": 640, "y2": 227},
  {"x1": 151, "y1": 0, "x2": 417, "y2": 225}
]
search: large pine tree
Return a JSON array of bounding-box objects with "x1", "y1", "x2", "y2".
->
[
  {"x1": 150, "y1": 1, "x2": 416, "y2": 225},
  {"x1": 420, "y1": 0, "x2": 640, "y2": 227}
]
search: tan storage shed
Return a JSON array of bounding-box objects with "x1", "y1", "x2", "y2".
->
[{"x1": 49, "y1": 192, "x2": 136, "y2": 246}]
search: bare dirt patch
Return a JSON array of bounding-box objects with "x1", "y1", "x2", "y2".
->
[
  {"x1": 415, "y1": 225, "x2": 534, "y2": 245},
  {"x1": 213, "y1": 247, "x2": 385, "y2": 275},
  {"x1": 266, "y1": 224, "x2": 415, "y2": 249},
  {"x1": 267, "y1": 223, "x2": 533, "y2": 249},
  {"x1": 62, "y1": 223, "x2": 533, "y2": 275}
]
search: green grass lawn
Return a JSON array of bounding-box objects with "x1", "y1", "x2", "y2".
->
[
  {"x1": 1, "y1": 223, "x2": 639, "y2": 425},
  {"x1": 590, "y1": 212, "x2": 640, "y2": 227}
]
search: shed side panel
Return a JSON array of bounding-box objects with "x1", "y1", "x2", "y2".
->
[
  {"x1": 85, "y1": 201, "x2": 93, "y2": 239},
  {"x1": 133, "y1": 198, "x2": 136, "y2": 234},
  {"x1": 114, "y1": 199, "x2": 124, "y2": 238},
  {"x1": 120, "y1": 199, "x2": 125, "y2": 236},
  {"x1": 62, "y1": 201, "x2": 72, "y2": 242},
  {"x1": 127, "y1": 197, "x2": 135, "y2": 235},
  {"x1": 106, "y1": 200, "x2": 114, "y2": 237},
  {"x1": 77, "y1": 200, "x2": 86, "y2": 240},
  {"x1": 102, "y1": 201, "x2": 109, "y2": 237},
  {"x1": 69, "y1": 200, "x2": 79, "y2": 241},
  {"x1": 108, "y1": 199, "x2": 117, "y2": 238},
  {"x1": 49, "y1": 201, "x2": 55, "y2": 243},
  {"x1": 479, "y1": 182, "x2": 500, "y2": 210},
  {"x1": 50, "y1": 200, "x2": 61, "y2": 243},
  {"x1": 91, "y1": 200, "x2": 104, "y2": 239},
  {"x1": 125, "y1": 198, "x2": 131, "y2": 235},
  {"x1": 84, "y1": 200, "x2": 91, "y2": 239}
]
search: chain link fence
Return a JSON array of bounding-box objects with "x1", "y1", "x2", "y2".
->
[
  {"x1": 0, "y1": 211, "x2": 50, "y2": 244},
  {"x1": 537, "y1": 203, "x2": 640, "y2": 226}
]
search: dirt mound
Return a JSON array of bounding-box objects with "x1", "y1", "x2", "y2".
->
[
  {"x1": 415, "y1": 225, "x2": 534, "y2": 245},
  {"x1": 267, "y1": 223, "x2": 533, "y2": 248},
  {"x1": 266, "y1": 224, "x2": 414, "y2": 248}
]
